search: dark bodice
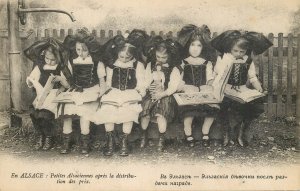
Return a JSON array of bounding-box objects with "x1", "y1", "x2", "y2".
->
[
  {"x1": 111, "y1": 62, "x2": 138, "y2": 91},
  {"x1": 182, "y1": 60, "x2": 208, "y2": 86},
  {"x1": 227, "y1": 58, "x2": 252, "y2": 86},
  {"x1": 72, "y1": 64, "x2": 98, "y2": 88}
]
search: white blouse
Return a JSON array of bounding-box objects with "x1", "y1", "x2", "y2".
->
[{"x1": 144, "y1": 62, "x2": 182, "y2": 96}]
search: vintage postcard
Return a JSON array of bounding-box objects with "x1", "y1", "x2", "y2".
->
[{"x1": 0, "y1": 0, "x2": 299, "y2": 190}]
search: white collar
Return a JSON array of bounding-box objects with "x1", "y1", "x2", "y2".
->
[
  {"x1": 43, "y1": 64, "x2": 58, "y2": 70},
  {"x1": 114, "y1": 58, "x2": 136, "y2": 68},
  {"x1": 233, "y1": 55, "x2": 248, "y2": 64},
  {"x1": 73, "y1": 55, "x2": 93, "y2": 64},
  {"x1": 184, "y1": 56, "x2": 207, "y2": 65},
  {"x1": 153, "y1": 62, "x2": 169, "y2": 67}
]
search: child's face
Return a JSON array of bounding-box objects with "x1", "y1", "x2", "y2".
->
[
  {"x1": 118, "y1": 50, "x2": 133, "y2": 63},
  {"x1": 189, "y1": 40, "x2": 202, "y2": 58},
  {"x1": 156, "y1": 51, "x2": 168, "y2": 64},
  {"x1": 76, "y1": 42, "x2": 89, "y2": 59},
  {"x1": 44, "y1": 51, "x2": 57, "y2": 66},
  {"x1": 231, "y1": 44, "x2": 247, "y2": 59}
]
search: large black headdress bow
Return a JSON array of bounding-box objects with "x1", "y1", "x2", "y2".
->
[
  {"x1": 143, "y1": 35, "x2": 164, "y2": 60},
  {"x1": 63, "y1": 28, "x2": 101, "y2": 62},
  {"x1": 164, "y1": 38, "x2": 183, "y2": 67},
  {"x1": 145, "y1": 36, "x2": 183, "y2": 68},
  {"x1": 211, "y1": 30, "x2": 273, "y2": 55},
  {"x1": 177, "y1": 24, "x2": 217, "y2": 62},
  {"x1": 177, "y1": 24, "x2": 212, "y2": 47},
  {"x1": 101, "y1": 34, "x2": 139, "y2": 67},
  {"x1": 127, "y1": 29, "x2": 149, "y2": 54}
]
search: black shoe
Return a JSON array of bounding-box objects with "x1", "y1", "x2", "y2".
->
[
  {"x1": 157, "y1": 133, "x2": 165, "y2": 152},
  {"x1": 104, "y1": 131, "x2": 115, "y2": 156},
  {"x1": 185, "y1": 136, "x2": 195, "y2": 147},
  {"x1": 202, "y1": 134, "x2": 210, "y2": 147},
  {"x1": 42, "y1": 136, "x2": 53, "y2": 151},
  {"x1": 81, "y1": 134, "x2": 90, "y2": 154},
  {"x1": 140, "y1": 129, "x2": 148, "y2": 148},
  {"x1": 60, "y1": 133, "x2": 72, "y2": 154},
  {"x1": 119, "y1": 133, "x2": 129, "y2": 156},
  {"x1": 34, "y1": 134, "x2": 45, "y2": 150}
]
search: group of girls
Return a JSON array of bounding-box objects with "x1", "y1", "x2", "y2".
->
[{"x1": 25, "y1": 24, "x2": 272, "y2": 156}]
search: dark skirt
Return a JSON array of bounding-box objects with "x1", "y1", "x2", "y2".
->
[
  {"x1": 180, "y1": 104, "x2": 220, "y2": 118},
  {"x1": 30, "y1": 108, "x2": 55, "y2": 120},
  {"x1": 30, "y1": 108, "x2": 56, "y2": 136},
  {"x1": 140, "y1": 93, "x2": 176, "y2": 122},
  {"x1": 220, "y1": 97, "x2": 264, "y2": 127}
]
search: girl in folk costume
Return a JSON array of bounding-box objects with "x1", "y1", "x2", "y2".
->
[
  {"x1": 177, "y1": 24, "x2": 218, "y2": 147},
  {"x1": 211, "y1": 30, "x2": 272, "y2": 146},
  {"x1": 140, "y1": 36, "x2": 183, "y2": 151},
  {"x1": 89, "y1": 34, "x2": 146, "y2": 156},
  {"x1": 58, "y1": 28, "x2": 106, "y2": 154},
  {"x1": 24, "y1": 38, "x2": 72, "y2": 150}
]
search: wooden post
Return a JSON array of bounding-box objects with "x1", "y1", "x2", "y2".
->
[
  {"x1": 7, "y1": 0, "x2": 22, "y2": 111},
  {"x1": 59, "y1": 29, "x2": 65, "y2": 41},
  {"x1": 297, "y1": 34, "x2": 300, "y2": 125},
  {"x1": 108, "y1": 30, "x2": 113, "y2": 38},
  {"x1": 150, "y1": 31, "x2": 155, "y2": 37},
  {"x1": 267, "y1": 33, "x2": 274, "y2": 119},
  {"x1": 277, "y1": 33, "x2": 284, "y2": 117},
  {"x1": 287, "y1": 34, "x2": 293, "y2": 116}
]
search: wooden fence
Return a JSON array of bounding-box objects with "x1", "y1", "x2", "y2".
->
[{"x1": 0, "y1": 29, "x2": 299, "y2": 119}]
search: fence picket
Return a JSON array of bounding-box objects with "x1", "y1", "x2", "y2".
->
[
  {"x1": 277, "y1": 33, "x2": 284, "y2": 117},
  {"x1": 287, "y1": 33, "x2": 293, "y2": 116},
  {"x1": 267, "y1": 33, "x2": 274, "y2": 119}
]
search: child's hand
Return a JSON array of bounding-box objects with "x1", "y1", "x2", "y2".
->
[
  {"x1": 136, "y1": 89, "x2": 146, "y2": 97},
  {"x1": 151, "y1": 91, "x2": 166, "y2": 101},
  {"x1": 56, "y1": 86, "x2": 65, "y2": 96},
  {"x1": 149, "y1": 82, "x2": 161, "y2": 93},
  {"x1": 51, "y1": 75, "x2": 63, "y2": 83},
  {"x1": 252, "y1": 80, "x2": 264, "y2": 93},
  {"x1": 26, "y1": 77, "x2": 34, "y2": 88},
  {"x1": 200, "y1": 85, "x2": 213, "y2": 92},
  {"x1": 207, "y1": 79, "x2": 214, "y2": 86},
  {"x1": 257, "y1": 87, "x2": 264, "y2": 93},
  {"x1": 184, "y1": 85, "x2": 199, "y2": 93},
  {"x1": 222, "y1": 53, "x2": 235, "y2": 63}
]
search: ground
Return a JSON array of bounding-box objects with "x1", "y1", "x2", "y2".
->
[{"x1": 0, "y1": 111, "x2": 299, "y2": 166}]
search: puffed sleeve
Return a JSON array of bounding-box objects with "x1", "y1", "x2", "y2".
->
[
  {"x1": 248, "y1": 61, "x2": 259, "y2": 83},
  {"x1": 165, "y1": 67, "x2": 181, "y2": 96},
  {"x1": 176, "y1": 61, "x2": 186, "y2": 92},
  {"x1": 206, "y1": 61, "x2": 214, "y2": 83},
  {"x1": 26, "y1": 66, "x2": 41, "y2": 88},
  {"x1": 97, "y1": 62, "x2": 106, "y2": 79},
  {"x1": 212, "y1": 56, "x2": 222, "y2": 78},
  {"x1": 144, "y1": 62, "x2": 152, "y2": 89},
  {"x1": 135, "y1": 61, "x2": 146, "y2": 93},
  {"x1": 106, "y1": 66, "x2": 113, "y2": 88}
]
